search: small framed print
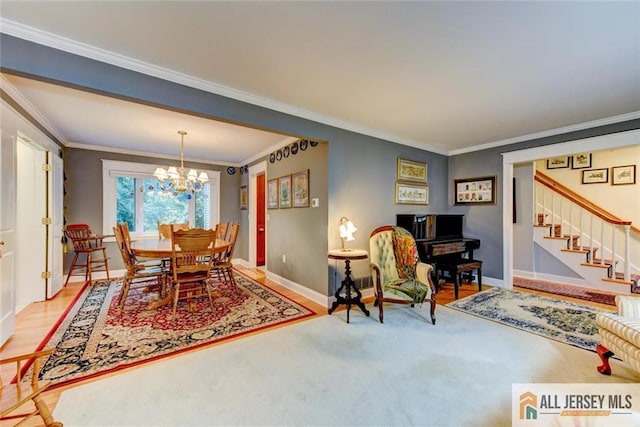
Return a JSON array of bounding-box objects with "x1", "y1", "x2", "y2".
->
[
  {"x1": 612, "y1": 165, "x2": 636, "y2": 185},
  {"x1": 547, "y1": 157, "x2": 570, "y2": 169},
  {"x1": 267, "y1": 178, "x2": 279, "y2": 209},
  {"x1": 239, "y1": 186, "x2": 248, "y2": 210},
  {"x1": 278, "y1": 175, "x2": 292, "y2": 208},
  {"x1": 581, "y1": 168, "x2": 608, "y2": 184},
  {"x1": 454, "y1": 176, "x2": 497, "y2": 205},
  {"x1": 292, "y1": 169, "x2": 310, "y2": 208},
  {"x1": 397, "y1": 157, "x2": 428, "y2": 183},
  {"x1": 395, "y1": 182, "x2": 429, "y2": 205},
  {"x1": 571, "y1": 152, "x2": 592, "y2": 169}
]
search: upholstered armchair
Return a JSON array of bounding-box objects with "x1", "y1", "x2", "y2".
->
[
  {"x1": 369, "y1": 225, "x2": 436, "y2": 325},
  {"x1": 596, "y1": 295, "x2": 640, "y2": 375}
]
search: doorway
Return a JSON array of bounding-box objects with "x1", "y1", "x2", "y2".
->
[
  {"x1": 502, "y1": 130, "x2": 640, "y2": 289},
  {"x1": 248, "y1": 161, "x2": 267, "y2": 268}
]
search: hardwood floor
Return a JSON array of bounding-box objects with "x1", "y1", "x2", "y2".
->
[{"x1": 0, "y1": 268, "x2": 607, "y2": 426}]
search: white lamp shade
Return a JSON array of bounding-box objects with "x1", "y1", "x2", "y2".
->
[
  {"x1": 166, "y1": 166, "x2": 179, "y2": 179},
  {"x1": 198, "y1": 171, "x2": 209, "y2": 182}
]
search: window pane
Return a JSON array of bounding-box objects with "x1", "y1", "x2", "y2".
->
[
  {"x1": 143, "y1": 179, "x2": 189, "y2": 232},
  {"x1": 116, "y1": 177, "x2": 136, "y2": 232},
  {"x1": 194, "y1": 184, "x2": 210, "y2": 229}
]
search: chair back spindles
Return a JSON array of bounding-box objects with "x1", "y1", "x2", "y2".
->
[
  {"x1": 158, "y1": 221, "x2": 189, "y2": 239},
  {"x1": 217, "y1": 222, "x2": 230, "y2": 241},
  {"x1": 64, "y1": 223, "x2": 110, "y2": 286},
  {"x1": 169, "y1": 225, "x2": 219, "y2": 319}
]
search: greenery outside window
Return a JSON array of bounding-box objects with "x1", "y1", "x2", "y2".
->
[{"x1": 102, "y1": 160, "x2": 220, "y2": 237}]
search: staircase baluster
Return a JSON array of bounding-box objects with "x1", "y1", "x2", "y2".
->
[
  {"x1": 624, "y1": 224, "x2": 631, "y2": 282},
  {"x1": 550, "y1": 191, "x2": 555, "y2": 236},
  {"x1": 568, "y1": 203, "x2": 573, "y2": 249},
  {"x1": 600, "y1": 221, "x2": 605, "y2": 266},
  {"x1": 611, "y1": 223, "x2": 617, "y2": 278},
  {"x1": 579, "y1": 207, "x2": 584, "y2": 250},
  {"x1": 589, "y1": 212, "x2": 594, "y2": 263}
]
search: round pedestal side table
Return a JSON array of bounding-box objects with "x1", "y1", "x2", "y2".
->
[{"x1": 327, "y1": 249, "x2": 370, "y2": 323}]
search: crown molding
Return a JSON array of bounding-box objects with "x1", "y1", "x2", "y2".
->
[
  {"x1": 449, "y1": 111, "x2": 640, "y2": 156},
  {"x1": 0, "y1": 73, "x2": 67, "y2": 142},
  {"x1": 0, "y1": 19, "x2": 449, "y2": 156},
  {"x1": 3, "y1": 19, "x2": 638, "y2": 159},
  {"x1": 65, "y1": 141, "x2": 239, "y2": 167}
]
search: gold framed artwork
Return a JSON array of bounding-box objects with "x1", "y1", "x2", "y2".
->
[
  {"x1": 454, "y1": 176, "x2": 497, "y2": 205},
  {"x1": 292, "y1": 169, "x2": 310, "y2": 208},
  {"x1": 611, "y1": 165, "x2": 636, "y2": 185},
  {"x1": 239, "y1": 185, "x2": 248, "y2": 210},
  {"x1": 395, "y1": 182, "x2": 429, "y2": 205},
  {"x1": 581, "y1": 168, "x2": 608, "y2": 184},
  {"x1": 396, "y1": 157, "x2": 427, "y2": 183},
  {"x1": 571, "y1": 152, "x2": 592, "y2": 169},
  {"x1": 278, "y1": 175, "x2": 292, "y2": 208},
  {"x1": 267, "y1": 178, "x2": 279, "y2": 209}
]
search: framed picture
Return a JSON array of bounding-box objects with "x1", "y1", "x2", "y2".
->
[
  {"x1": 267, "y1": 178, "x2": 279, "y2": 209},
  {"x1": 454, "y1": 175, "x2": 497, "y2": 205},
  {"x1": 571, "y1": 152, "x2": 592, "y2": 169},
  {"x1": 292, "y1": 169, "x2": 310, "y2": 208},
  {"x1": 278, "y1": 175, "x2": 292, "y2": 208},
  {"x1": 612, "y1": 165, "x2": 636, "y2": 185},
  {"x1": 546, "y1": 157, "x2": 570, "y2": 169},
  {"x1": 396, "y1": 157, "x2": 428, "y2": 183},
  {"x1": 581, "y1": 168, "x2": 608, "y2": 184},
  {"x1": 395, "y1": 182, "x2": 429, "y2": 205},
  {"x1": 239, "y1": 186, "x2": 248, "y2": 210}
]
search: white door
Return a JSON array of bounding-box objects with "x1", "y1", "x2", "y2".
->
[
  {"x1": 47, "y1": 151, "x2": 64, "y2": 298},
  {"x1": 16, "y1": 139, "x2": 47, "y2": 308},
  {"x1": 0, "y1": 127, "x2": 17, "y2": 347}
]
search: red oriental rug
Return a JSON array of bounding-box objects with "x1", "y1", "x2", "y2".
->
[
  {"x1": 513, "y1": 276, "x2": 616, "y2": 306},
  {"x1": 27, "y1": 270, "x2": 316, "y2": 389}
]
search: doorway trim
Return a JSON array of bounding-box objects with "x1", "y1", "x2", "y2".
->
[
  {"x1": 248, "y1": 161, "x2": 267, "y2": 268},
  {"x1": 502, "y1": 129, "x2": 640, "y2": 289}
]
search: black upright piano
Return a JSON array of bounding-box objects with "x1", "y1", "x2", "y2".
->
[{"x1": 397, "y1": 214, "x2": 481, "y2": 297}]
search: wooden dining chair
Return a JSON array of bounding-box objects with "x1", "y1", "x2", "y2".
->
[
  {"x1": 211, "y1": 222, "x2": 239, "y2": 287},
  {"x1": 113, "y1": 225, "x2": 166, "y2": 313},
  {"x1": 169, "y1": 225, "x2": 219, "y2": 319},
  {"x1": 1, "y1": 348, "x2": 62, "y2": 427},
  {"x1": 64, "y1": 223, "x2": 110, "y2": 286},
  {"x1": 158, "y1": 221, "x2": 189, "y2": 239},
  {"x1": 216, "y1": 221, "x2": 230, "y2": 241}
]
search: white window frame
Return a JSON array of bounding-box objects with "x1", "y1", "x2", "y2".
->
[{"x1": 102, "y1": 159, "x2": 220, "y2": 239}]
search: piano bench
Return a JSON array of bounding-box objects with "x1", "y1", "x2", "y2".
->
[{"x1": 438, "y1": 259, "x2": 482, "y2": 300}]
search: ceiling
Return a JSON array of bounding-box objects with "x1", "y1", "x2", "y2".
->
[{"x1": 1, "y1": 1, "x2": 639, "y2": 164}]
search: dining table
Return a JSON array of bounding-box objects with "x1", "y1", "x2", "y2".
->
[{"x1": 130, "y1": 238, "x2": 231, "y2": 310}]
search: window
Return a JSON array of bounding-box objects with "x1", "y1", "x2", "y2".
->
[{"x1": 102, "y1": 160, "x2": 219, "y2": 237}]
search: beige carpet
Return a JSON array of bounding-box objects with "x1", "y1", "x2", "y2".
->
[{"x1": 53, "y1": 304, "x2": 640, "y2": 426}]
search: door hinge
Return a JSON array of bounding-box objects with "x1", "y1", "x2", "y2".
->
[
  {"x1": 41, "y1": 271, "x2": 51, "y2": 279},
  {"x1": 42, "y1": 217, "x2": 52, "y2": 225},
  {"x1": 42, "y1": 163, "x2": 52, "y2": 171}
]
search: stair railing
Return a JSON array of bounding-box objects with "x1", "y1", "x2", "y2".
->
[{"x1": 535, "y1": 171, "x2": 638, "y2": 283}]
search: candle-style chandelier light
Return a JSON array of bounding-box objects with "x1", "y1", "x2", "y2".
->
[{"x1": 153, "y1": 131, "x2": 209, "y2": 193}]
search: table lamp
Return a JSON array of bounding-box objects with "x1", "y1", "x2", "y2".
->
[{"x1": 339, "y1": 216, "x2": 357, "y2": 251}]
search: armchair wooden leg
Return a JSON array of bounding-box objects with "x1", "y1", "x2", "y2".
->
[
  {"x1": 596, "y1": 344, "x2": 613, "y2": 375},
  {"x1": 429, "y1": 298, "x2": 436, "y2": 325},
  {"x1": 377, "y1": 295, "x2": 384, "y2": 324}
]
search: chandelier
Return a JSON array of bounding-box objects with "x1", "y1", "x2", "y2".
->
[{"x1": 153, "y1": 130, "x2": 209, "y2": 193}]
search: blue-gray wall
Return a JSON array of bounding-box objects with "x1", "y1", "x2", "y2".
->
[{"x1": 2, "y1": 33, "x2": 639, "y2": 295}]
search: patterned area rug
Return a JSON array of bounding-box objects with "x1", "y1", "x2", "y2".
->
[
  {"x1": 28, "y1": 271, "x2": 315, "y2": 389},
  {"x1": 513, "y1": 276, "x2": 617, "y2": 306},
  {"x1": 447, "y1": 287, "x2": 614, "y2": 351}
]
